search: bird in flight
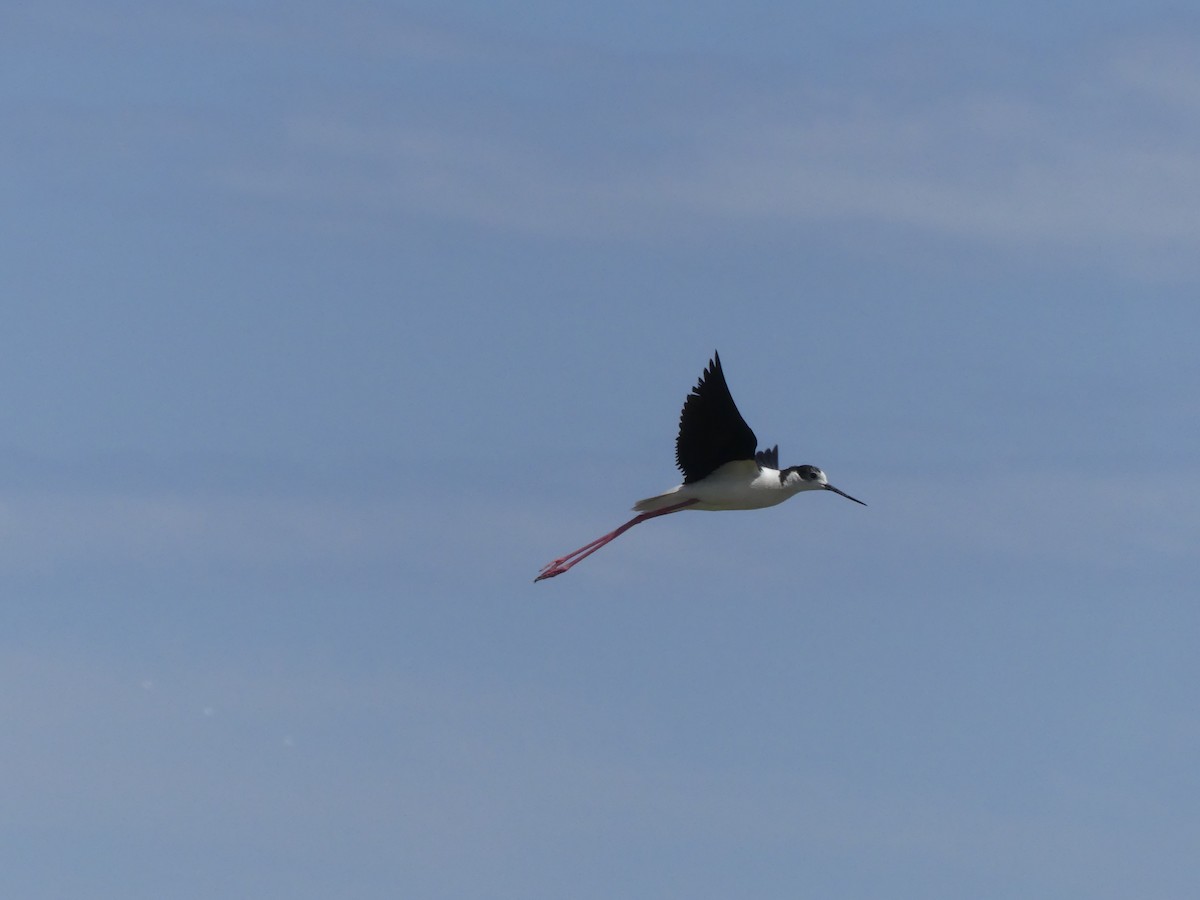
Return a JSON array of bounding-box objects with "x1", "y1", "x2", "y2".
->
[{"x1": 535, "y1": 351, "x2": 865, "y2": 582}]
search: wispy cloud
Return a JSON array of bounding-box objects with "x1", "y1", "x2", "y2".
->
[
  {"x1": 22, "y1": 5, "x2": 1200, "y2": 270},
  {"x1": 3, "y1": 643, "x2": 1193, "y2": 897},
  {"x1": 0, "y1": 471, "x2": 572, "y2": 580},
  {"x1": 0, "y1": 487, "x2": 414, "y2": 573},
  {"x1": 871, "y1": 466, "x2": 1200, "y2": 565},
  {"x1": 212, "y1": 27, "x2": 1200, "y2": 274}
]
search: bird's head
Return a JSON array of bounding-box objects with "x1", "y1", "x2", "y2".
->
[{"x1": 782, "y1": 465, "x2": 866, "y2": 506}]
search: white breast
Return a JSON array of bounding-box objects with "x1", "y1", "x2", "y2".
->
[{"x1": 677, "y1": 461, "x2": 796, "y2": 511}]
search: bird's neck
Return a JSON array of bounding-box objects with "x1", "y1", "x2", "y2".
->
[{"x1": 776, "y1": 467, "x2": 812, "y2": 494}]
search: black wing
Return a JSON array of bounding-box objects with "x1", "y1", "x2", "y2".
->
[
  {"x1": 675, "y1": 351, "x2": 759, "y2": 484},
  {"x1": 754, "y1": 445, "x2": 779, "y2": 470}
]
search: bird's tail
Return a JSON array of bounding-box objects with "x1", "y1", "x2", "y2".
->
[{"x1": 632, "y1": 487, "x2": 684, "y2": 513}]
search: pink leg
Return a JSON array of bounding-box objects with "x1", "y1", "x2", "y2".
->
[{"x1": 535, "y1": 500, "x2": 698, "y2": 582}]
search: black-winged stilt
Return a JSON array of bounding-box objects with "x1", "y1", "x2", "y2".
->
[{"x1": 535, "y1": 351, "x2": 865, "y2": 582}]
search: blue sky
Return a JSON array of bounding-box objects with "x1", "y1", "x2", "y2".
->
[{"x1": 4, "y1": 2, "x2": 1200, "y2": 897}]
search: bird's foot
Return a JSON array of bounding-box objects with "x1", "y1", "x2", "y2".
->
[{"x1": 534, "y1": 559, "x2": 569, "y2": 582}]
